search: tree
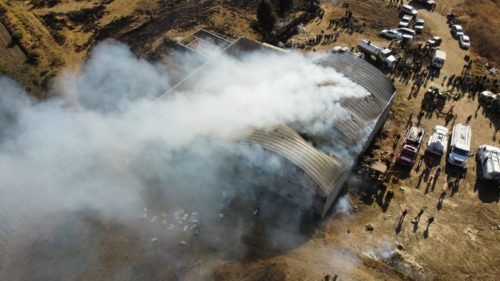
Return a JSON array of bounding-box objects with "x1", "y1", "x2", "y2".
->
[
  {"x1": 0, "y1": 4, "x2": 7, "y2": 17},
  {"x1": 51, "y1": 30, "x2": 66, "y2": 45},
  {"x1": 11, "y1": 31, "x2": 22, "y2": 45},
  {"x1": 278, "y1": 0, "x2": 293, "y2": 16},
  {"x1": 256, "y1": 0, "x2": 276, "y2": 34}
]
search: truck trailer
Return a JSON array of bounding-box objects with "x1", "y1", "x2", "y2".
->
[{"x1": 358, "y1": 39, "x2": 396, "y2": 68}]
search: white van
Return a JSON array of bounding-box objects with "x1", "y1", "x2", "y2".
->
[
  {"x1": 426, "y1": 125, "x2": 449, "y2": 156},
  {"x1": 448, "y1": 123, "x2": 472, "y2": 168},
  {"x1": 432, "y1": 50, "x2": 446, "y2": 69}
]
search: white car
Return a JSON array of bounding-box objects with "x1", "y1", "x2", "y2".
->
[
  {"x1": 414, "y1": 19, "x2": 425, "y2": 33},
  {"x1": 459, "y1": 35, "x2": 470, "y2": 49},
  {"x1": 479, "y1": 91, "x2": 497, "y2": 102},
  {"x1": 452, "y1": 24, "x2": 464, "y2": 38},
  {"x1": 380, "y1": 29, "x2": 403, "y2": 39},
  {"x1": 426, "y1": 36, "x2": 442, "y2": 47},
  {"x1": 401, "y1": 4, "x2": 418, "y2": 16},
  {"x1": 399, "y1": 15, "x2": 413, "y2": 28},
  {"x1": 397, "y1": 27, "x2": 416, "y2": 39},
  {"x1": 331, "y1": 46, "x2": 350, "y2": 53}
]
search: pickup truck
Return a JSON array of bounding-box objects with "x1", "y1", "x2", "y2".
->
[
  {"x1": 357, "y1": 39, "x2": 396, "y2": 68},
  {"x1": 397, "y1": 124, "x2": 426, "y2": 167}
]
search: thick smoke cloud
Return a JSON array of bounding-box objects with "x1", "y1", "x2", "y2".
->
[{"x1": 0, "y1": 41, "x2": 371, "y2": 280}]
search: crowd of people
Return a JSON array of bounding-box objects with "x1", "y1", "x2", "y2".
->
[{"x1": 444, "y1": 64, "x2": 499, "y2": 97}]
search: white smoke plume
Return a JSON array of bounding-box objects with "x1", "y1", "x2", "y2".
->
[
  {"x1": 334, "y1": 194, "x2": 352, "y2": 215},
  {"x1": 0, "y1": 41, "x2": 371, "y2": 280}
]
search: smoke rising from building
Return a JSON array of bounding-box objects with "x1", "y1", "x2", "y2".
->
[{"x1": 0, "y1": 41, "x2": 372, "y2": 279}]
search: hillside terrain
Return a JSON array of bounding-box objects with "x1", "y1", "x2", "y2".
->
[{"x1": 0, "y1": 0, "x2": 497, "y2": 98}]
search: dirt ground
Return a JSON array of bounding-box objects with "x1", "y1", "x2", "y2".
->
[{"x1": 1, "y1": 0, "x2": 499, "y2": 280}]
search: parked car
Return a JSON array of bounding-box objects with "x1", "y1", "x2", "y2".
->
[
  {"x1": 418, "y1": 0, "x2": 436, "y2": 10},
  {"x1": 331, "y1": 46, "x2": 350, "y2": 53},
  {"x1": 414, "y1": 19, "x2": 425, "y2": 33},
  {"x1": 459, "y1": 35, "x2": 471, "y2": 49},
  {"x1": 380, "y1": 29, "x2": 403, "y2": 40},
  {"x1": 431, "y1": 50, "x2": 447, "y2": 69},
  {"x1": 479, "y1": 91, "x2": 497, "y2": 102},
  {"x1": 396, "y1": 27, "x2": 416, "y2": 39},
  {"x1": 426, "y1": 125, "x2": 449, "y2": 156},
  {"x1": 401, "y1": 4, "x2": 418, "y2": 16},
  {"x1": 451, "y1": 24, "x2": 464, "y2": 38},
  {"x1": 426, "y1": 36, "x2": 442, "y2": 47},
  {"x1": 399, "y1": 14, "x2": 413, "y2": 28},
  {"x1": 447, "y1": 13, "x2": 457, "y2": 21}
]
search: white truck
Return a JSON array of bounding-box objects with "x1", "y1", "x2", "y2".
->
[
  {"x1": 358, "y1": 39, "x2": 396, "y2": 68},
  {"x1": 448, "y1": 123, "x2": 472, "y2": 168},
  {"x1": 426, "y1": 125, "x2": 449, "y2": 156},
  {"x1": 477, "y1": 145, "x2": 500, "y2": 185},
  {"x1": 432, "y1": 50, "x2": 446, "y2": 69}
]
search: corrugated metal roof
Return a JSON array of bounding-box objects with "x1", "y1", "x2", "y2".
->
[
  {"x1": 246, "y1": 125, "x2": 349, "y2": 196},
  {"x1": 159, "y1": 36, "x2": 395, "y2": 197},
  {"x1": 242, "y1": 53, "x2": 394, "y2": 196}
]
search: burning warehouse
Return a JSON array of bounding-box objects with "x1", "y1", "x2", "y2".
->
[{"x1": 159, "y1": 32, "x2": 396, "y2": 217}]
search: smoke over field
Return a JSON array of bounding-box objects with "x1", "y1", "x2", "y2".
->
[{"x1": 0, "y1": 42, "x2": 370, "y2": 280}]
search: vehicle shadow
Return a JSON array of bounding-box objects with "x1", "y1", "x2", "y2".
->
[
  {"x1": 475, "y1": 180, "x2": 500, "y2": 203},
  {"x1": 391, "y1": 163, "x2": 412, "y2": 180},
  {"x1": 444, "y1": 161, "x2": 466, "y2": 179}
]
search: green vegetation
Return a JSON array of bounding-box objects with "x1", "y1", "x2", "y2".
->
[
  {"x1": 30, "y1": 0, "x2": 61, "y2": 8},
  {"x1": 51, "y1": 30, "x2": 66, "y2": 45},
  {"x1": 0, "y1": 4, "x2": 7, "y2": 17},
  {"x1": 256, "y1": 0, "x2": 277, "y2": 34},
  {"x1": 49, "y1": 55, "x2": 64, "y2": 67},
  {"x1": 26, "y1": 49, "x2": 40, "y2": 65},
  {"x1": 41, "y1": 70, "x2": 57, "y2": 90},
  {"x1": 11, "y1": 31, "x2": 23, "y2": 45},
  {"x1": 278, "y1": 0, "x2": 293, "y2": 16}
]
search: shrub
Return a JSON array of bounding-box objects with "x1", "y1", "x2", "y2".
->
[
  {"x1": 51, "y1": 30, "x2": 66, "y2": 45},
  {"x1": 41, "y1": 71, "x2": 57, "y2": 90},
  {"x1": 49, "y1": 56, "x2": 64, "y2": 67},
  {"x1": 11, "y1": 31, "x2": 23, "y2": 45},
  {"x1": 256, "y1": 0, "x2": 277, "y2": 34},
  {"x1": 0, "y1": 4, "x2": 7, "y2": 17},
  {"x1": 26, "y1": 49, "x2": 41, "y2": 65}
]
